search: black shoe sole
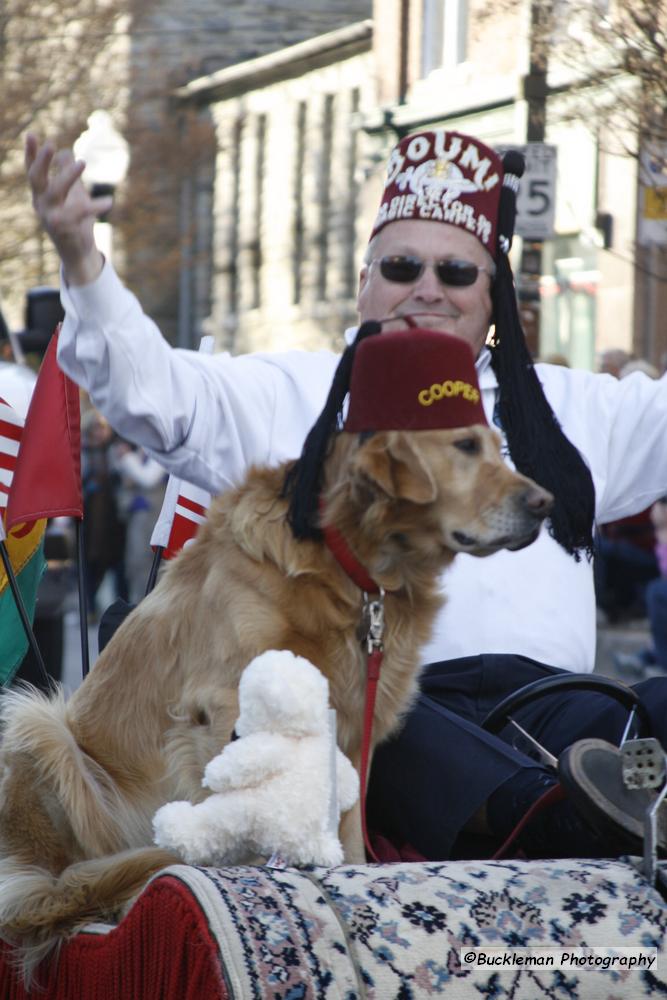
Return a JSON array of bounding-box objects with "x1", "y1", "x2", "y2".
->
[{"x1": 558, "y1": 738, "x2": 666, "y2": 856}]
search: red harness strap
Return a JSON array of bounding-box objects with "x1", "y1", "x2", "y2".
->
[
  {"x1": 359, "y1": 647, "x2": 383, "y2": 861},
  {"x1": 321, "y1": 520, "x2": 378, "y2": 593},
  {"x1": 321, "y1": 516, "x2": 385, "y2": 862}
]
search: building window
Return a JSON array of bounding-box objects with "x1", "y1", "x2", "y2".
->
[
  {"x1": 229, "y1": 115, "x2": 243, "y2": 319},
  {"x1": 251, "y1": 114, "x2": 266, "y2": 309},
  {"x1": 540, "y1": 236, "x2": 598, "y2": 370},
  {"x1": 292, "y1": 102, "x2": 306, "y2": 305},
  {"x1": 422, "y1": 0, "x2": 468, "y2": 76},
  {"x1": 317, "y1": 94, "x2": 334, "y2": 301},
  {"x1": 344, "y1": 88, "x2": 361, "y2": 299}
]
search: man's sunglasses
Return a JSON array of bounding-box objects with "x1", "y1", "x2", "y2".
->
[{"x1": 371, "y1": 255, "x2": 494, "y2": 288}]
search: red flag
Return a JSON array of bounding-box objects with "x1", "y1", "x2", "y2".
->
[
  {"x1": 148, "y1": 334, "x2": 213, "y2": 561},
  {"x1": 6, "y1": 327, "x2": 83, "y2": 529},
  {"x1": 150, "y1": 479, "x2": 210, "y2": 560}
]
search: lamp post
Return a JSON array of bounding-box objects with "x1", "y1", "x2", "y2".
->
[
  {"x1": 71, "y1": 112, "x2": 129, "y2": 677},
  {"x1": 73, "y1": 110, "x2": 130, "y2": 262}
]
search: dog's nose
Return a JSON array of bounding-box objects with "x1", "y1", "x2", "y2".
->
[{"x1": 522, "y1": 485, "x2": 554, "y2": 517}]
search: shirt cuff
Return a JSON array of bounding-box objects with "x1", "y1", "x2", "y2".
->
[{"x1": 60, "y1": 259, "x2": 128, "y2": 321}]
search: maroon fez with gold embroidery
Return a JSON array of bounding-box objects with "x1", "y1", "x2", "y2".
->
[{"x1": 344, "y1": 327, "x2": 488, "y2": 433}]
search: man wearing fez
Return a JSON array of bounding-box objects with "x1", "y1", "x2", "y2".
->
[{"x1": 25, "y1": 128, "x2": 667, "y2": 859}]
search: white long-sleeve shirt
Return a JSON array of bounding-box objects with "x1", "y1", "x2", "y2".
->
[{"x1": 58, "y1": 263, "x2": 667, "y2": 672}]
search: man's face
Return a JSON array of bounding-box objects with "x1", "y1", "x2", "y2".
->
[{"x1": 357, "y1": 220, "x2": 494, "y2": 358}]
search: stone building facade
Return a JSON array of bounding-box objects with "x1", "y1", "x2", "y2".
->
[
  {"x1": 178, "y1": 0, "x2": 541, "y2": 357},
  {"x1": 179, "y1": 0, "x2": 663, "y2": 369},
  {"x1": 178, "y1": 21, "x2": 376, "y2": 354},
  {"x1": 122, "y1": 0, "x2": 373, "y2": 347}
]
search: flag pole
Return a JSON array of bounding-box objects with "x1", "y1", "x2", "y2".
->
[
  {"x1": 0, "y1": 539, "x2": 50, "y2": 688},
  {"x1": 145, "y1": 545, "x2": 164, "y2": 596},
  {"x1": 75, "y1": 520, "x2": 90, "y2": 678}
]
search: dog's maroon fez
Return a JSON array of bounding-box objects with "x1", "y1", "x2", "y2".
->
[{"x1": 344, "y1": 328, "x2": 487, "y2": 433}]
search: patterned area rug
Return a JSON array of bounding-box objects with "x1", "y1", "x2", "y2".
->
[
  {"x1": 170, "y1": 857, "x2": 667, "y2": 999},
  {"x1": 1, "y1": 857, "x2": 665, "y2": 998}
]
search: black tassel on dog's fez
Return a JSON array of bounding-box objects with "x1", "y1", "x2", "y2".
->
[
  {"x1": 283, "y1": 321, "x2": 382, "y2": 540},
  {"x1": 489, "y1": 150, "x2": 595, "y2": 559}
]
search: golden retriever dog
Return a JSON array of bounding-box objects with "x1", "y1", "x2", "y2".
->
[{"x1": 0, "y1": 422, "x2": 551, "y2": 973}]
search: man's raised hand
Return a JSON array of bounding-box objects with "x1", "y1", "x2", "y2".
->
[{"x1": 25, "y1": 134, "x2": 111, "y2": 286}]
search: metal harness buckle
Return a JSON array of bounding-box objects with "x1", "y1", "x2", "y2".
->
[{"x1": 363, "y1": 587, "x2": 385, "y2": 653}]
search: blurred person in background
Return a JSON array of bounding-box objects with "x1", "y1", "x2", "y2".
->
[
  {"x1": 618, "y1": 359, "x2": 660, "y2": 380},
  {"x1": 594, "y1": 510, "x2": 658, "y2": 623},
  {"x1": 81, "y1": 408, "x2": 128, "y2": 620},
  {"x1": 647, "y1": 499, "x2": 667, "y2": 671},
  {"x1": 598, "y1": 347, "x2": 632, "y2": 378},
  {"x1": 614, "y1": 498, "x2": 667, "y2": 678},
  {"x1": 594, "y1": 356, "x2": 661, "y2": 624},
  {"x1": 15, "y1": 517, "x2": 76, "y2": 690},
  {"x1": 541, "y1": 352, "x2": 570, "y2": 367},
  {"x1": 113, "y1": 442, "x2": 167, "y2": 603},
  {"x1": 0, "y1": 306, "x2": 38, "y2": 414}
]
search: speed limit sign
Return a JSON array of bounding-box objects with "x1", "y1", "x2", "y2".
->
[{"x1": 497, "y1": 143, "x2": 557, "y2": 241}]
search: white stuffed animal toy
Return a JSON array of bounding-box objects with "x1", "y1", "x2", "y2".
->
[{"x1": 153, "y1": 650, "x2": 359, "y2": 867}]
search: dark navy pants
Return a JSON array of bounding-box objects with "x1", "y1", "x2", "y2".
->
[{"x1": 366, "y1": 655, "x2": 667, "y2": 859}]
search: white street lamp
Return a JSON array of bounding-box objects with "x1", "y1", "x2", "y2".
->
[
  {"x1": 74, "y1": 110, "x2": 129, "y2": 189},
  {"x1": 73, "y1": 110, "x2": 130, "y2": 262}
]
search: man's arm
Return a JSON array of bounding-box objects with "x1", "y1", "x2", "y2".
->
[
  {"x1": 25, "y1": 135, "x2": 108, "y2": 287},
  {"x1": 536, "y1": 363, "x2": 667, "y2": 525},
  {"x1": 24, "y1": 136, "x2": 337, "y2": 498},
  {"x1": 24, "y1": 135, "x2": 281, "y2": 494}
]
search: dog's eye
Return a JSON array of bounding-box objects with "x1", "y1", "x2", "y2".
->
[{"x1": 453, "y1": 438, "x2": 479, "y2": 455}]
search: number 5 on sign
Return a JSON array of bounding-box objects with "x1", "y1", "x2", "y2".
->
[{"x1": 497, "y1": 143, "x2": 557, "y2": 241}]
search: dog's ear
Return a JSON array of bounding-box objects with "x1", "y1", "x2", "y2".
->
[{"x1": 353, "y1": 432, "x2": 437, "y2": 504}]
